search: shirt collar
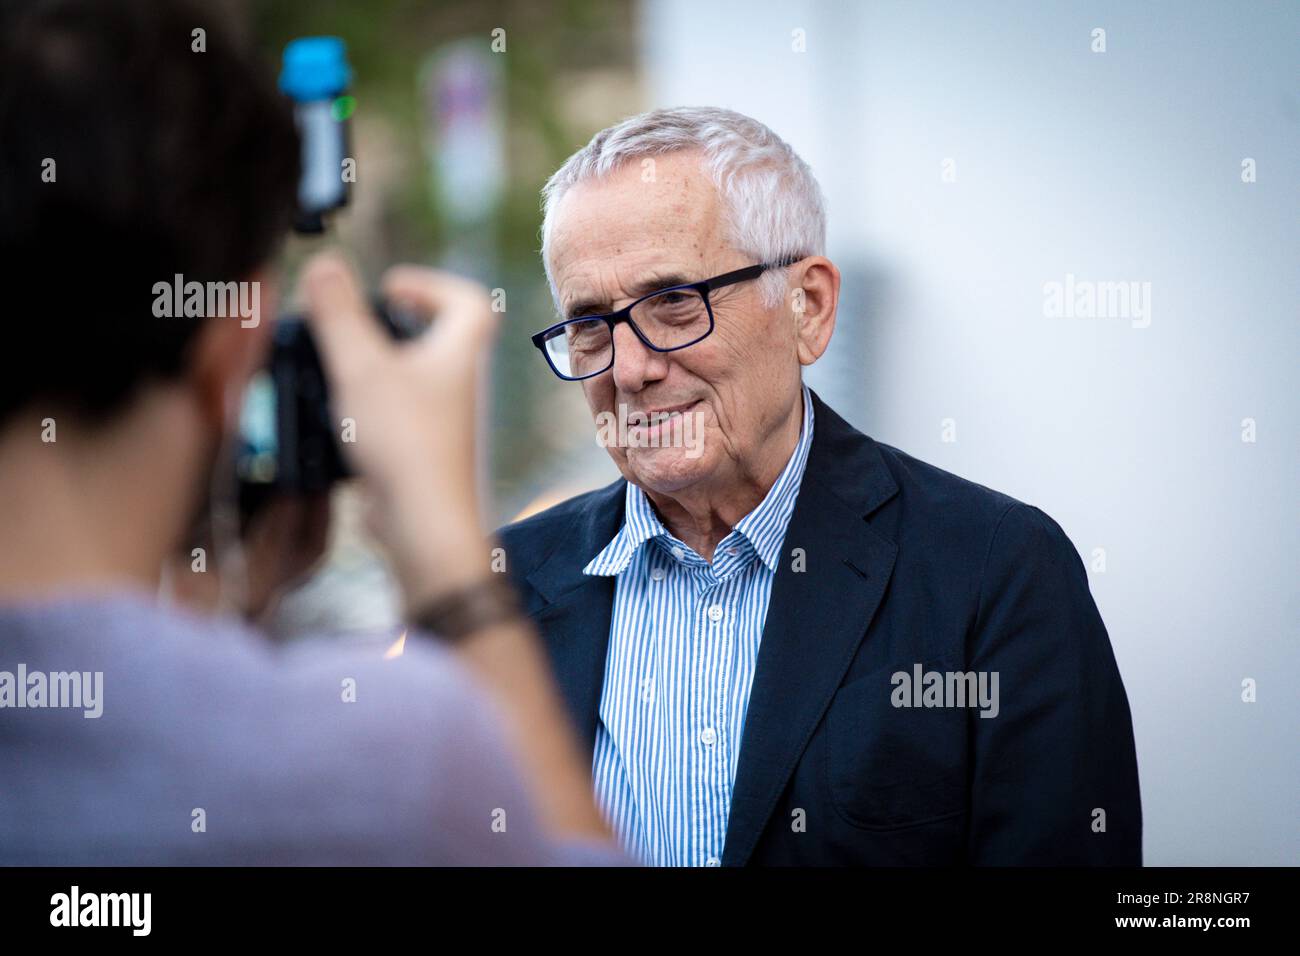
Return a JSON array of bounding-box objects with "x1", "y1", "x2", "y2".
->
[{"x1": 583, "y1": 383, "x2": 816, "y2": 577}]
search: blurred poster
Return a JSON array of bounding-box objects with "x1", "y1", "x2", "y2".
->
[{"x1": 421, "y1": 39, "x2": 505, "y2": 226}]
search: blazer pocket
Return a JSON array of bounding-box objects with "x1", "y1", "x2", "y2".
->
[{"x1": 823, "y1": 659, "x2": 967, "y2": 830}]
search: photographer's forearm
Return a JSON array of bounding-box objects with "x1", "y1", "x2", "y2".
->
[
  {"x1": 386, "y1": 507, "x2": 609, "y2": 842},
  {"x1": 299, "y1": 256, "x2": 604, "y2": 841},
  {"x1": 454, "y1": 616, "x2": 610, "y2": 841}
]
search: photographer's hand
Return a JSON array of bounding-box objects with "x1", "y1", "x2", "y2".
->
[{"x1": 301, "y1": 253, "x2": 492, "y2": 605}]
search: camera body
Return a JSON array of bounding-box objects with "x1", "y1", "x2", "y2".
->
[{"x1": 236, "y1": 299, "x2": 423, "y2": 517}]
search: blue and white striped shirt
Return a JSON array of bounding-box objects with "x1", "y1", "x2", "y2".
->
[{"x1": 584, "y1": 385, "x2": 815, "y2": 866}]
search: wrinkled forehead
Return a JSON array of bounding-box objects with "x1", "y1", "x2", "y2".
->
[{"x1": 545, "y1": 151, "x2": 733, "y2": 309}]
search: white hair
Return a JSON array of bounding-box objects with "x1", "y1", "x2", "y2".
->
[{"x1": 540, "y1": 106, "x2": 826, "y2": 309}]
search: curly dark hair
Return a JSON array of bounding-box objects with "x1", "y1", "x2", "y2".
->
[{"x1": 0, "y1": 0, "x2": 300, "y2": 424}]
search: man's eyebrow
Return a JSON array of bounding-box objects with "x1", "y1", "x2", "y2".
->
[{"x1": 564, "y1": 271, "x2": 694, "y2": 318}]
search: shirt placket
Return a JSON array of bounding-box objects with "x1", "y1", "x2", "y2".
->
[{"x1": 697, "y1": 555, "x2": 739, "y2": 867}]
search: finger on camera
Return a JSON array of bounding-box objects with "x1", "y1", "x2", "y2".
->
[
  {"x1": 302, "y1": 252, "x2": 388, "y2": 377},
  {"x1": 380, "y1": 265, "x2": 496, "y2": 346}
]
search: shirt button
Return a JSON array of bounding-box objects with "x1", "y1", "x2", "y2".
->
[
  {"x1": 650, "y1": 567, "x2": 666, "y2": 582},
  {"x1": 705, "y1": 857, "x2": 721, "y2": 867},
  {"x1": 707, "y1": 604, "x2": 723, "y2": 623},
  {"x1": 671, "y1": 546, "x2": 685, "y2": 560},
  {"x1": 700, "y1": 727, "x2": 717, "y2": 746}
]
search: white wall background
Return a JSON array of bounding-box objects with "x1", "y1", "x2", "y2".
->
[{"x1": 639, "y1": 0, "x2": 1298, "y2": 865}]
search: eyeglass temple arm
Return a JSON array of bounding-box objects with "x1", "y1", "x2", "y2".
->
[{"x1": 703, "y1": 256, "x2": 802, "y2": 292}]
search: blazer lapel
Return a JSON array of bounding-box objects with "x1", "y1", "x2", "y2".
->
[{"x1": 722, "y1": 393, "x2": 900, "y2": 865}]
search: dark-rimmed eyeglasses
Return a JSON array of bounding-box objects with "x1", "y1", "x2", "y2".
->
[{"x1": 530, "y1": 258, "x2": 798, "y2": 381}]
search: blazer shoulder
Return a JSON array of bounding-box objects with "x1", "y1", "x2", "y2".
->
[
  {"x1": 870, "y1": 439, "x2": 1022, "y2": 521},
  {"x1": 496, "y1": 479, "x2": 624, "y2": 575},
  {"x1": 847, "y1": 440, "x2": 1094, "y2": 664},
  {"x1": 869, "y1": 439, "x2": 1081, "y2": 568}
]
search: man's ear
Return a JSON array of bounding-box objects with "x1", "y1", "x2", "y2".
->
[
  {"x1": 187, "y1": 270, "x2": 276, "y2": 431},
  {"x1": 789, "y1": 257, "x2": 840, "y2": 366}
]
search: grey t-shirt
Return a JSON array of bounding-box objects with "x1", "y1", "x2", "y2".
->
[{"x1": 0, "y1": 591, "x2": 623, "y2": 865}]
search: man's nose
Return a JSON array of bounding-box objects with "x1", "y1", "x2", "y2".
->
[{"x1": 610, "y1": 321, "x2": 667, "y2": 393}]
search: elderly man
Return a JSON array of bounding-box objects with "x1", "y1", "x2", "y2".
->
[{"x1": 501, "y1": 107, "x2": 1141, "y2": 866}]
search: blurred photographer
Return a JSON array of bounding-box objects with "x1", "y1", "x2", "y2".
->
[{"x1": 0, "y1": 0, "x2": 620, "y2": 864}]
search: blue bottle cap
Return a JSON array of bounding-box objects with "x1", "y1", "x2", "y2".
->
[{"x1": 278, "y1": 37, "x2": 352, "y2": 102}]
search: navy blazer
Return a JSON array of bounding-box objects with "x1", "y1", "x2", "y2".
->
[{"x1": 498, "y1": 390, "x2": 1142, "y2": 865}]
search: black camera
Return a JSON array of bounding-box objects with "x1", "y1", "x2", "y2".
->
[{"x1": 235, "y1": 299, "x2": 425, "y2": 509}]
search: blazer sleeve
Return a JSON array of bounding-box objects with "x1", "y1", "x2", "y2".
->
[{"x1": 965, "y1": 503, "x2": 1142, "y2": 865}]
